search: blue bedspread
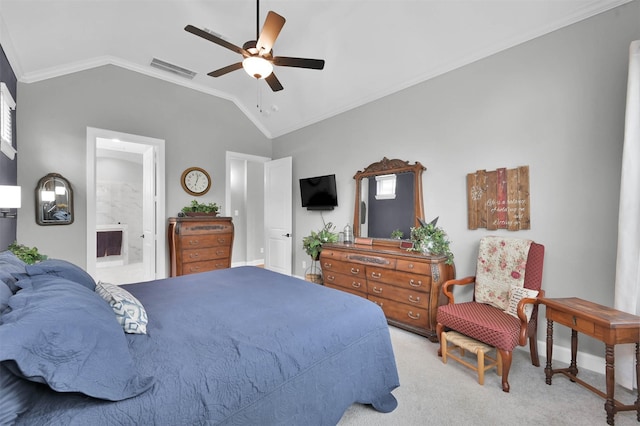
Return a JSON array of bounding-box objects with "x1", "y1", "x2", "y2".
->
[{"x1": 16, "y1": 267, "x2": 399, "y2": 425}]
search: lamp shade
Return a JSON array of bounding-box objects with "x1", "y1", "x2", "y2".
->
[
  {"x1": 242, "y1": 56, "x2": 273, "y2": 80},
  {"x1": 0, "y1": 185, "x2": 21, "y2": 208}
]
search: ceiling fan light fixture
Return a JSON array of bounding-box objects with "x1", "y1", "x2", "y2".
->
[{"x1": 242, "y1": 56, "x2": 273, "y2": 79}]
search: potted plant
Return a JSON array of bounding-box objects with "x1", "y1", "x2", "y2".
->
[
  {"x1": 180, "y1": 200, "x2": 220, "y2": 217},
  {"x1": 302, "y1": 222, "x2": 338, "y2": 261},
  {"x1": 390, "y1": 229, "x2": 404, "y2": 239},
  {"x1": 409, "y1": 221, "x2": 454, "y2": 265},
  {"x1": 8, "y1": 241, "x2": 48, "y2": 264}
]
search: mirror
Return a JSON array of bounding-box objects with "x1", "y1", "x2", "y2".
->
[
  {"x1": 353, "y1": 158, "x2": 425, "y2": 241},
  {"x1": 36, "y1": 173, "x2": 74, "y2": 225}
]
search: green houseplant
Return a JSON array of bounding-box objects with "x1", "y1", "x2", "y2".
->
[
  {"x1": 390, "y1": 229, "x2": 404, "y2": 239},
  {"x1": 8, "y1": 241, "x2": 48, "y2": 264},
  {"x1": 302, "y1": 222, "x2": 339, "y2": 261},
  {"x1": 409, "y1": 221, "x2": 454, "y2": 265},
  {"x1": 181, "y1": 200, "x2": 219, "y2": 216}
]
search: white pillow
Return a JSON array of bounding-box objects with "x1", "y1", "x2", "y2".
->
[
  {"x1": 95, "y1": 281, "x2": 148, "y2": 334},
  {"x1": 504, "y1": 286, "x2": 539, "y2": 320}
]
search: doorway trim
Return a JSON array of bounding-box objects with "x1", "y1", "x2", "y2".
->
[{"x1": 86, "y1": 127, "x2": 166, "y2": 280}]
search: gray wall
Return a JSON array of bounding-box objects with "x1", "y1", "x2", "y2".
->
[
  {"x1": 273, "y1": 2, "x2": 640, "y2": 355},
  {"x1": 16, "y1": 65, "x2": 271, "y2": 268}
]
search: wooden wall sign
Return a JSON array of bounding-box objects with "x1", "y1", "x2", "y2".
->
[{"x1": 466, "y1": 165, "x2": 530, "y2": 230}]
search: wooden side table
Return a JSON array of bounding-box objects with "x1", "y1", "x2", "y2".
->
[{"x1": 540, "y1": 297, "x2": 640, "y2": 425}]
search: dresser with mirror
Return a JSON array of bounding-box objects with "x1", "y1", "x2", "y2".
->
[{"x1": 320, "y1": 158, "x2": 455, "y2": 341}]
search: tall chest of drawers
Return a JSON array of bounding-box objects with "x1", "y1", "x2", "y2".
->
[
  {"x1": 168, "y1": 216, "x2": 234, "y2": 277},
  {"x1": 320, "y1": 243, "x2": 454, "y2": 341}
]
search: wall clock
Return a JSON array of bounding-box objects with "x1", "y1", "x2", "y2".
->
[{"x1": 181, "y1": 167, "x2": 211, "y2": 196}]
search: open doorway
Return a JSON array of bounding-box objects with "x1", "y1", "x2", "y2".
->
[{"x1": 86, "y1": 127, "x2": 166, "y2": 284}]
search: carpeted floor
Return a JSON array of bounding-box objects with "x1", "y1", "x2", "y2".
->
[{"x1": 338, "y1": 326, "x2": 638, "y2": 425}]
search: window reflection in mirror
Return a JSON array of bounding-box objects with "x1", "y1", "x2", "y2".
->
[{"x1": 36, "y1": 173, "x2": 73, "y2": 225}]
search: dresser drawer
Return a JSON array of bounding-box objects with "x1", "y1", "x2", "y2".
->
[
  {"x1": 369, "y1": 295, "x2": 428, "y2": 329},
  {"x1": 367, "y1": 267, "x2": 431, "y2": 291},
  {"x1": 178, "y1": 222, "x2": 233, "y2": 235},
  {"x1": 320, "y1": 249, "x2": 350, "y2": 262},
  {"x1": 182, "y1": 246, "x2": 231, "y2": 264},
  {"x1": 396, "y1": 259, "x2": 431, "y2": 275},
  {"x1": 325, "y1": 282, "x2": 367, "y2": 299},
  {"x1": 367, "y1": 281, "x2": 429, "y2": 309},
  {"x1": 179, "y1": 233, "x2": 233, "y2": 249},
  {"x1": 180, "y1": 259, "x2": 230, "y2": 275},
  {"x1": 320, "y1": 259, "x2": 366, "y2": 278},
  {"x1": 323, "y1": 271, "x2": 367, "y2": 294}
]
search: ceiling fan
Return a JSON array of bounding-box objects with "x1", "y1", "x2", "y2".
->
[{"x1": 185, "y1": 0, "x2": 325, "y2": 92}]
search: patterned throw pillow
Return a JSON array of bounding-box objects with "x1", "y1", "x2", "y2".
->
[
  {"x1": 95, "y1": 281, "x2": 148, "y2": 334},
  {"x1": 474, "y1": 236, "x2": 532, "y2": 310},
  {"x1": 504, "y1": 285, "x2": 539, "y2": 320}
]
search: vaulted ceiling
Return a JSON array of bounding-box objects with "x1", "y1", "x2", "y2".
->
[{"x1": 0, "y1": 0, "x2": 631, "y2": 138}]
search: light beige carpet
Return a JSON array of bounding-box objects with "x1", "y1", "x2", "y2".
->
[{"x1": 338, "y1": 326, "x2": 638, "y2": 426}]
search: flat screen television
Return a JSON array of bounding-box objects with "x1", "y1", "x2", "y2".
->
[{"x1": 299, "y1": 174, "x2": 338, "y2": 210}]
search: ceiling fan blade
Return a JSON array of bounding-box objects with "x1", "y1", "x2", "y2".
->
[
  {"x1": 208, "y1": 62, "x2": 243, "y2": 77},
  {"x1": 273, "y1": 56, "x2": 325, "y2": 70},
  {"x1": 265, "y1": 73, "x2": 284, "y2": 92},
  {"x1": 256, "y1": 11, "x2": 285, "y2": 55},
  {"x1": 185, "y1": 25, "x2": 249, "y2": 56}
]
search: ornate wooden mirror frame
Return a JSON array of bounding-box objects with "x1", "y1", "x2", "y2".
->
[{"x1": 353, "y1": 157, "x2": 425, "y2": 244}]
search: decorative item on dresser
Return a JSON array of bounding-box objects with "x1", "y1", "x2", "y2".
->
[
  {"x1": 168, "y1": 216, "x2": 234, "y2": 277},
  {"x1": 320, "y1": 243, "x2": 454, "y2": 341}
]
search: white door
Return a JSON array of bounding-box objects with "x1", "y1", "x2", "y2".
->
[
  {"x1": 264, "y1": 157, "x2": 292, "y2": 274},
  {"x1": 141, "y1": 145, "x2": 156, "y2": 281}
]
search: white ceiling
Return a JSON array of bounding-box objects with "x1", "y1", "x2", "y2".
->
[{"x1": 0, "y1": 0, "x2": 631, "y2": 139}]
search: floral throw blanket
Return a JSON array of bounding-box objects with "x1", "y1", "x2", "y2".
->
[{"x1": 474, "y1": 236, "x2": 532, "y2": 310}]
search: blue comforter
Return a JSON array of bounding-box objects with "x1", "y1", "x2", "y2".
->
[{"x1": 17, "y1": 267, "x2": 399, "y2": 425}]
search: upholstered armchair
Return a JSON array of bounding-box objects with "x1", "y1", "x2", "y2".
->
[{"x1": 436, "y1": 236, "x2": 545, "y2": 392}]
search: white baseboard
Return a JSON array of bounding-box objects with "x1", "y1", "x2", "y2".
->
[
  {"x1": 515, "y1": 340, "x2": 606, "y2": 376},
  {"x1": 231, "y1": 259, "x2": 264, "y2": 268}
]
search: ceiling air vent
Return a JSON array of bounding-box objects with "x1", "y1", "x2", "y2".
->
[{"x1": 150, "y1": 58, "x2": 197, "y2": 79}]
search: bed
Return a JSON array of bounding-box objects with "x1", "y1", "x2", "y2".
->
[{"x1": 0, "y1": 252, "x2": 399, "y2": 425}]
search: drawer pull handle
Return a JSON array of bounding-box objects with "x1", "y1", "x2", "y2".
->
[
  {"x1": 408, "y1": 295, "x2": 421, "y2": 304},
  {"x1": 189, "y1": 253, "x2": 199, "y2": 258},
  {"x1": 371, "y1": 272, "x2": 382, "y2": 279},
  {"x1": 372, "y1": 286, "x2": 383, "y2": 294},
  {"x1": 190, "y1": 266, "x2": 200, "y2": 272},
  {"x1": 409, "y1": 279, "x2": 422, "y2": 287},
  {"x1": 407, "y1": 311, "x2": 420, "y2": 320},
  {"x1": 323, "y1": 262, "x2": 332, "y2": 269},
  {"x1": 374, "y1": 301, "x2": 384, "y2": 307},
  {"x1": 408, "y1": 263, "x2": 414, "y2": 269},
  {"x1": 189, "y1": 240, "x2": 199, "y2": 245},
  {"x1": 326, "y1": 275, "x2": 336, "y2": 282},
  {"x1": 350, "y1": 268, "x2": 360, "y2": 275},
  {"x1": 216, "y1": 250, "x2": 225, "y2": 255},
  {"x1": 217, "y1": 238, "x2": 226, "y2": 243},
  {"x1": 351, "y1": 282, "x2": 361, "y2": 288}
]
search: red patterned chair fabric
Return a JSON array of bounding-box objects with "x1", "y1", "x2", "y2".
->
[{"x1": 436, "y1": 241, "x2": 545, "y2": 392}]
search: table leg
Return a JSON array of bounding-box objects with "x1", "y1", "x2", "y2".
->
[
  {"x1": 605, "y1": 344, "x2": 615, "y2": 426},
  {"x1": 635, "y1": 343, "x2": 639, "y2": 422},
  {"x1": 545, "y1": 319, "x2": 553, "y2": 385},
  {"x1": 569, "y1": 329, "x2": 579, "y2": 379}
]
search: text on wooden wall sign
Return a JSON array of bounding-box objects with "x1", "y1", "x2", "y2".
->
[{"x1": 466, "y1": 165, "x2": 530, "y2": 230}]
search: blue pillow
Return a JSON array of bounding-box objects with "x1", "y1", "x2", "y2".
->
[
  {"x1": 0, "y1": 364, "x2": 37, "y2": 425},
  {"x1": 0, "y1": 252, "x2": 27, "y2": 293},
  {"x1": 0, "y1": 281, "x2": 11, "y2": 313},
  {"x1": 25, "y1": 259, "x2": 96, "y2": 291},
  {"x1": 0, "y1": 277, "x2": 154, "y2": 401}
]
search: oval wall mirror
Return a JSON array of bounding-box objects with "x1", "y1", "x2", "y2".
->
[{"x1": 35, "y1": 173, "x2": 74, "y2": 225}]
